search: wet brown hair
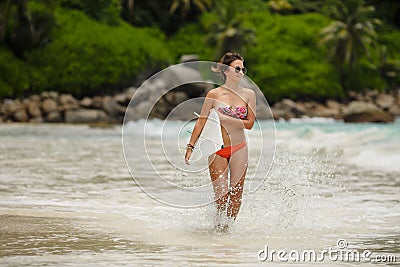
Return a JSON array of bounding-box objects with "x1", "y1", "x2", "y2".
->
[{"x1": 213, "y1": 52, "x2": 244, "y2": 82}]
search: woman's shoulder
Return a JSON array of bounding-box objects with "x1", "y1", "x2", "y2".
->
[
  {"x1": 205, "y1": 87, "x2": 222, "y2": 98},
  {"x1": 240, "y1": 87, "x2": 256, "y2": 97}
]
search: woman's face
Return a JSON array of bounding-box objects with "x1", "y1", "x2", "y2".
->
[{"x1": 225, "y1": 59, "x2": 246, "y2": 83}]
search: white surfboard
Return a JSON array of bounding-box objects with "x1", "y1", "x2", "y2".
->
[{"x1": 190, "y1": 109, "x2": 224, "y2": 161}]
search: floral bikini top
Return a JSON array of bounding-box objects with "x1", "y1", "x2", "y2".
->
[{"x1": 216, "y1": 106, "x2": 248, "y2": 119}]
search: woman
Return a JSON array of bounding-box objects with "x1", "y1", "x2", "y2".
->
[{"x1": 185, "y1": 52, "x2": 256, "y2": 229}]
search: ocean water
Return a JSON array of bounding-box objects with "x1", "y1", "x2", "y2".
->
[{"x1": 0, "y1": 119, "x2": 399, "y2": 266}]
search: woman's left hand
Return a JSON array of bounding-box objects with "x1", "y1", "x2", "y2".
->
[{"x1": 185, "y1": 147, "x2": 192, "y2": 165}]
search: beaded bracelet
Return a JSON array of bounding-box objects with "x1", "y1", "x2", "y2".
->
[{"x1": 187, "y1": 143, "x2": 194, "y2": 151}]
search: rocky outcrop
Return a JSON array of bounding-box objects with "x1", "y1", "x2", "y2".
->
[
  {"x1": 0, "y1": 84, "x2": 201, "y2": 123},
  {"x1": 271, "y1": 90, "x2": 399, "y2": 123},
  {"x1": 65, "y1": 109, "x2": 109, "y2": 123},
  {"x1": 1, "y1": 57, "x2": 400, "y2": 127},
  {"x1": 0, "y1": 88, "x2": 137, "y2": 124},
  {"x1": 343, "y1": 101, "x2": 394, "y2": 123}
]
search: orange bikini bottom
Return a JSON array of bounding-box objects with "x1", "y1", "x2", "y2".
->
[{"x1": 215, "y1": 142, "x2": 247, "y2": 159}]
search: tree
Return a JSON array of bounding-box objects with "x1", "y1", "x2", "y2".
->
[
  {"x1": 169, "y1": 0, "x2": 211, "y2": 17},
  {"x1": 319, "y1": 0, "x2": 381, "y2": 88},
  {"x1": 0, "y1": 0, "x2": 56, "y2": 58},
  {"x1": 205, "y1": 0, "x2": 256, "y2": 59},
  {"x1": 374, "y1": 46, "x2": 400, "y2": 91},
  {"x1": 127, "y1": 0, "x2": 134, "y2": 15},
  {"x1": 365, "y1": 0, "x2": 400, "y2": 27},
  {"x1": 289, "y1": 0, "x2": 324, "y2": 13},
  {"x1": 118, "y1": 0, "x2": 134, "y2": 16},
  {"x1": 60, "y1": 0, "x2": 121, "y2": 25}
]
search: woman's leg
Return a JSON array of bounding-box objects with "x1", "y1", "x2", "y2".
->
[
  {"x1": 208, "y1": 154, "x2": 229, "y2": 216},
  {"x1": 227, "y1": 146, "x2": 248, "y2": 220}
]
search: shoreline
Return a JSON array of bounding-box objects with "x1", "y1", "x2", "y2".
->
[{"x1": 1, "y1": 88, "x2": 399, "y2": 124}]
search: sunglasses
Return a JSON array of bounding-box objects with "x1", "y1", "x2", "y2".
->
[{"x1": 234, "y1": 66, "x2": 247, "y2": 74}]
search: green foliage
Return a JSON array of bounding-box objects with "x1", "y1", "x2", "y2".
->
[
  {"x1": 235, "y1": 0, "x2": 270, "y2": 13},
  {"x1": 0, "y1": 47, "x2": 30, "y2": 97},
  {"x1": 365, "y1": 0, "x2": 400, "y2": 27},
  {"x1": 319, "y1": 0, "x2": 381, "y2": 68},
  {"x1": 202, "y1": 0, "x2": 257, "y2": 59},
  {"x1": 289, "y1": 0, "x2": 325, "y2": 13},
  {"x1": 120, "y1": 0, "x2": 205, "y2": 35},
  {"x1": 169, "y1": 0, "x2": 211, "y2": 17},
  {"x1": 318, "y1": 0, "x2": 383, "y2": 92},
  {"x1": 0, "y1": 0, "x2": 400, "y2": 100},
  {"x1": 267, "y1": 0, "x2": 294, "y2": 14},
  {"x1": 2, "y1": 0, "x2": 56, "y2": 57},
  {"x1": 60, "y1": 0, "x2": 121, "y2": 25},
  {"x1": 168, "y1": 2, "x2": 400, "y2": 100},
  {"x1": 167, "y1": 23, "x2": 213, "y2": 62},
  {"x1": 372, "y1": 44, "x2": 400, "y2": 90},
  {"x1": 24, "y1": 9, "x2": 171, "y2": 97},
  {"x1": 380, "y1": 27, "x2": 400, "y2": 61},
  {"x1": 245, "y1": 12, "x2": 344, "y2": 102}
]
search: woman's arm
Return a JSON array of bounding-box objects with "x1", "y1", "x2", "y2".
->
[
  {"x1": 185, "y1": 90, "x2": 215, "y2": 164},
  {"x1": 188, "y1": 90, "x2": 215, "y2": 146}
]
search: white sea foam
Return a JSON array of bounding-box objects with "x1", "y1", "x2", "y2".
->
[
  {"x1": 1, "y1": 122, "x2": 399, "y2": 266},
  {"x1": 126, "y1": 119, "x2": 400, "y2": 173},
  {"x1": 272, "y1": 121, "x2": 400, "y2": 173}
]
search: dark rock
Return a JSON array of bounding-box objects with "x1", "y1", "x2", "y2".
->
[
  {"x1": 40, "y1": 91, "x2": 50, "y2": 99},
  {"x1": 271, "y1": 107, "x2": 295, "y2": 120},
  {"x1": 278, "y1": 98, "x2": 307, "y2": 116},
  {"x1": 164, "y1": 91, "x2": 189, "y2": 106},
  {"x1": 150, "y1": 98, "x2": 170, "y2": 119},
  {"x1": 366, "y1": 89, "x2": 380, "y2": 99},
  {"x1": 114, "y1": 93, "x2": 129, "y2": 106},
  {"x1": 65, "y1": 109, "x2": 109, "y2": 123},
  {"x1": 30, "y1": 116, "x2": 44, "y2": 123},
  {"x1": 29, "y1": 95, "x2": 41, "y2": 103},
  {"x1": 116, "y1": 104, "x2": 126, "y2": 115},
  {"x1": 59, "y1": 94, "x2": 78, "y2": 105},
  {"x1": 124, "y1": 87, "x2": 136, "y2": 101},
  {"x1": 130, "y1": 87, "x2": 150, "y2": 107},
  {"x1": 165, "y1": 98, "x2": 203, "y2": 120},
  {"x1": 309, "y1": 103, "x2": 337, "y2": 117},
  {"x1": 343, "y1": 101, "x2": 394, "y2": 123},
  {"x1": 41, "y1": 98, "x2": 58, "y2": 114},
  {"x1": 125, "y1": 101, "x2": 153, "y2": 121},
  {"x1": 80, "y1": 97, "x2": 93, "y2": 108},
  {"x1": 389, "y1": 105, "x2": 400, "y2": 116},
  {"x1": 1, "y1": 99, "x2": 19, "y2": 119},
  {"x1": 59, "y1": 103, "x2": 79, "y2": 112},
  {"x1": 46, "y1": 111, "x2": 63, "y2": 122},
  {"x1": 255, "y1": 101, "x2": 273, "y2": 120},
  {"x1": 41, "y1": 91, "x2": 59, "y2": 100},
  {"x1": 13, "y1": 109, "x2": 29, "y2": 122},
  {"x1": 91, "y1": 96, "x2": 103, "y2": 109},
  {"x1": 48, "y1": 91, "x2": 59, "y2": 100},
  {"x1": 179, "y1": 54, "x2": 199, "y2": 63},
  {"x1": 26, "y1": 101, "x2": 42, "y2": 117},
  {"x1": 326, "y1": 100, "x2": 343, "y2": 110},
  {"x1": 376, "y1": 93, "x2": 395, "y2": 109},
  {"x1": 348, "y1": 91, "x2": 358, "y2": 100},
  {"x1": 159, "y1": 64, "x2": 205, "y2": 97},
  {"x1": 348, "y1": 91, "x2": 367, "y2": 102},
  {"x1": 102, "y1": 96, "x2": 120, "y2": 116}
]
